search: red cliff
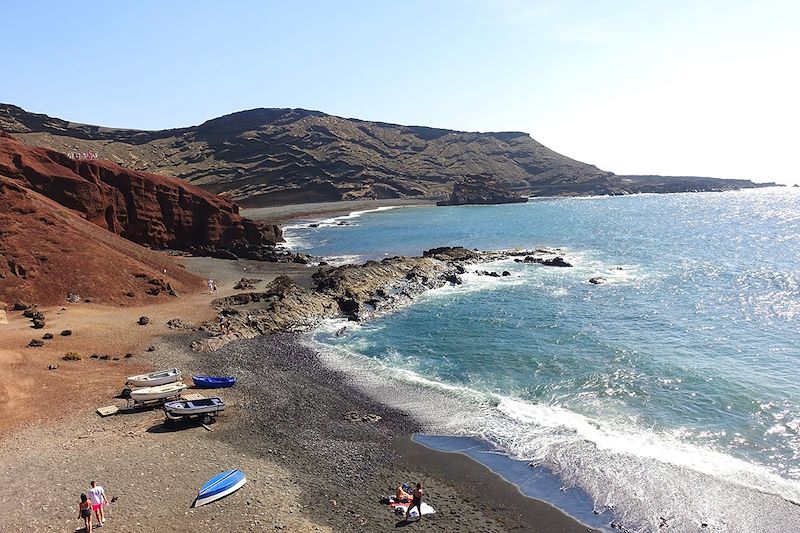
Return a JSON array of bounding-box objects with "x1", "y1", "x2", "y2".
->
[
  {"x1": 0, "y1": 176, "x2": 202, "y2": 306},
  {"x1": 0, "y1": 132, "x2": 281, "y2": 251}
]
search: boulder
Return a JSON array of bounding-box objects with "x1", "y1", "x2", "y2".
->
[
  {"x1": 60, "y1": 329, "x2": 72, "y2": 336},
  {"x1": 589, "y1": 277, "x2": 606, "y2": 285},
  {"x1": 437, "y1": 179, "x2": 528, "y2": 206},
  {"x1": 13, "y1": 301, "x2": 33, "y2": 311},
  {"x1": 233, "y1": 278, "x2": 260, "y2": 290},
  {"x1": 444, "y1": 272, "x2": 463, "y2": 285},
  {"x1": 137, "y1": 316, "x2": 150, "y2": 326},
  {"x1": 42, "y1": 332, "x2": 53, "y2": 339},
  {"x1": 32, "y1": 319, "x2": 45, "y2": 329},
  {"x1": 28, "y1": 339, "x2": 44, "y2": 347},
  {"x1": 502, "y1": 271, "x2": 511, "y2": 276},
  {"x1": 422, "y1": 247, "x2": 480, "y2": 262},
  {"x1": 542, "y1": 257, "x2": 572, "y2": 267}
]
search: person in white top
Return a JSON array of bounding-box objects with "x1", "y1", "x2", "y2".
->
[{"x1": 87, "y1": 481, "x2": 108, "y2": 526}]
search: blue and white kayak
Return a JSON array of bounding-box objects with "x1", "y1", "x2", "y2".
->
[
  {"x1": 192, "y1": 375, "x2": 237, "y2": 388},
  {"x1": 194, "y1": 469, "x2": 247, "y2": 507}
]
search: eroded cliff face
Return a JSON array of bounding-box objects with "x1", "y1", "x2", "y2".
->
[
  {"x1": 0, "y1": 176, "x2": 202, "y2": 306},
  {"x1": 0, "y1": 132, "x2": 281, "y2": 250}
]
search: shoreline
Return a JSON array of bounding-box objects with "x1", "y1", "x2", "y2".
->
[
  {"x1": 243, "y1": 198, "x2": 436, "y2": 224},
  {"x1": 183, "y1": 332, "x2": 604, "y2": 532},
  {"x1": 0, "y1": 255, "x2": 600, "y2": 532}
]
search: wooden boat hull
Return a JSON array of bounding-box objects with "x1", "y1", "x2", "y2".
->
[
  {"x1": 130, "y1": 382, "x2": 187, "y2": 402},
  {"x1": 127, "y1": 368, "x2": 182, "y2": 388}
]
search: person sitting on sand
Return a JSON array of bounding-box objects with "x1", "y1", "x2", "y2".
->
[
  {"x1": 395, "y1": 483, "x2": 411, "y2": 503},
  {"x1": 79, "y1": 493, "x2": 92, "y2": 532},
  {"x1": 87, "y1": 481, "x2": 108, "y2": 526},
  {"x1": 405, "y1": 482, "x2": 424, "y2": 521}
]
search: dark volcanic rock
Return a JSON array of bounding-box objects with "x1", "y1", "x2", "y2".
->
[
  {"x1": 32, "y1": 319, "x2": 45, "y2": 329},
  {"x1": 42, "y1": 332, "x2": 53, "y2": 339},
  {"x1": 541, "y1": 256, "x2": 572, "y2": 267},
  {"x1": 437, "y1": 179, "x2": 528, "y2": 206},
  {"x1": 28, "y1": 339, "x2": 44, "y2": 347},
  {"x1": 23, "y1": 309, "x2": 44, "y2": 320},
  {"x1": 60, "y1": 329, "x2": 72, "y2": 336},
  {"x1": 589, "y1": 277, "x2": 606, "y2": 285},
  {"x1": 524, "y1": 255, "x2": 573, "y2": 267},
  {"x1": 233, "y1": 278, "x2": 259, "y2": 290},
  {"x1": 422, "y1": 247, "x2": 480, "y2": 262},
  {"x1": 137, "y1": 316, "x2": 150, "y2": 326}
]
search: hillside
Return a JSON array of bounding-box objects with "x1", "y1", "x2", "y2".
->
[
  {"x1": 0, "y1": 132, "x2": 281, "y2": 249},
  {"x1": 0, "y1": 176, "x2": 202, "y2": 306},
  {"x1": 0, "y1": 104, "x2": 776, "y2": 205}
]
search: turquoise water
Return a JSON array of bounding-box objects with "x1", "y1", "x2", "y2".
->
[{"x1": 284, "y1": 189, "x2": 800, "y2": 532}]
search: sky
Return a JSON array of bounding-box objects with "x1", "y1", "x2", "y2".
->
[{"x1": 2, "y1": 0, "x2": 799, "y2": 184}]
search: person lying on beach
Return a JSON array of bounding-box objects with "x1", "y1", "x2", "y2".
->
[
  {"x1": 395, "y1": 484, "x2": 412, "y2": 502},
  {"x1": 78, "y1": 493, "x2": 92, "y2": 532},
  {"x1": 87, "y1": 481, "x2": 108, "y2": 526}
]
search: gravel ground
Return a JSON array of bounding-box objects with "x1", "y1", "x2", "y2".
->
[{"x1": 0, "y1": 330, "x2": 598, "y2": 532}]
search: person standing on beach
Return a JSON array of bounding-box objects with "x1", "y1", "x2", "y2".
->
[
  {"x1": 207, "y1": 278, "x2": 215, "y2": 293},
  {"x1": 405, "y1": 482, "x2": 424, "y2": 521},
  {"x1": 87, "y1": 481, "x2": 108, "y2": 526},
  {"x1": 78, "y1": 493, "x2": 92, "y2": 532}
]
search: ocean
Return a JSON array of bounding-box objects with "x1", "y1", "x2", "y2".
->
[{"x1": 283, "y1": 188, "x2": 800, "y2": 532}]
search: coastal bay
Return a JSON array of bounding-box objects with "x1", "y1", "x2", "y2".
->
[{"x1": 0, "y1": 255, "x2": 598, "y2": 532}]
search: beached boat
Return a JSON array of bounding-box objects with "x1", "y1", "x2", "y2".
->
[
  {"x1": 126, "y1": 368, "x2": 182, "y2": 388},
  {"x1": 194, "y1": 469, "x2": 247, "y2": 507},
  {"x1": 192, "y1": 375, "x2": 237, "y2": 388},
  {"x1": 164, "y1": 397, "x2": 225, "y2": 417},
  {"x1": 129, "y1": 382, "x2": 187, "y2": 402}
]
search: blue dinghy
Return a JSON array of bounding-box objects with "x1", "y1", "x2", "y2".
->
[
  {"x1": 192, "y1": 375, "x2": 237, "y2": 388},
  {"x1": 194, "y1": 469, "x2": 247, "y2": 507}
]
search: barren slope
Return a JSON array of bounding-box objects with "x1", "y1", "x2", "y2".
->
[
  {"x1": 0, "y1": 104, "x2": 624, "y2": 204},
  {"x1": 0, "y1": 176, "x2": 202, "y2": 306}
]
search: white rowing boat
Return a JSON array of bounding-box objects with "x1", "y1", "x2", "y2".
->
[
  {"x1": 130, "y1": 382, "x2": 187, "y2": 402},
  {"x1": 164, "y1": 397, "x2": 225, "y2": 417},
  {"x1": 126, "y1": 368, "x2": 182, "y2": 388}
]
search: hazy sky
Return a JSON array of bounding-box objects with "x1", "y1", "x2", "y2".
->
[{"x1": 3, "y1": 1, "x2": 799, "y2": 184}]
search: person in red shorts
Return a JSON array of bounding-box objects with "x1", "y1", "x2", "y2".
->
[{"x1": 87, "y1": 481, "x2": 108, "y2": 527}]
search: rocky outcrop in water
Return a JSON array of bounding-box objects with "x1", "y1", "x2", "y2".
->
[
  {"x1": 192, "y1": 253, "x2": 471, "y2": 352},
  {"x1": 436, "y1": 179, "x2": 528, "y2": 206},
  {"x1": 192, "y1": 245, "x2": 584, "y2": 352}
]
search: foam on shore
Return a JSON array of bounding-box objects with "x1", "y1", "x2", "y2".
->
[{"x1": 307, "y1": 331, "x2": 800, "y2": 533}]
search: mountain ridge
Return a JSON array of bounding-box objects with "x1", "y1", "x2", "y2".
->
[{"x1": 0, "y1": 103, "x2": 777, "y2": 206}]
